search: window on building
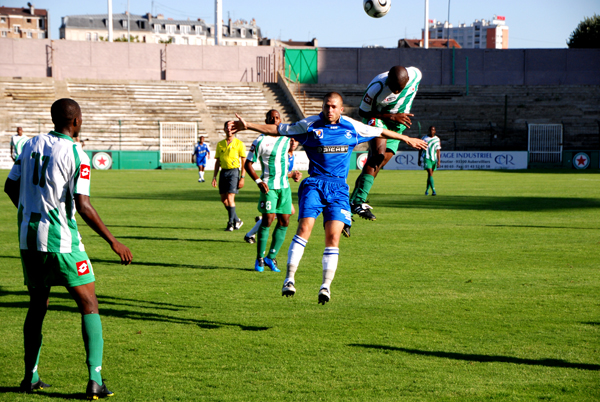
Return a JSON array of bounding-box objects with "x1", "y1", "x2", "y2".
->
[
  {"x1": 38, "y1": 32, "x2": 45, "y2": 39},
  {"x1": 1, "y1": 30, "x2": 6, "y2": 37},
  {"x1": 181, "y1": 25, "x2": 190, "y2": 34},
  {"x1": 183, "y1": 36, "x2": 189, "y2": 44},
  {"x1": 27, "y1": 18, "x2": 31, "y2": 23},
  {"x1": 166, "y1": 25, "x2": 175, "y2": 34},
  {"x1": 252, "y1": 29, "x2": 257, "y2": 38},
  {"x1": 38, "y1": 19, "x2": 44, "y2": 29},
  {"x1": 140, "y1": 21, "x2": 145, "y2": 29},
  {"x1": 195, "y1": 25, "x2": 202, "y2": 35},
  {"x1": 169, "y1": 36, "x2": 175, "y2": 44},
  {"x1": 122, "y1": 20, "x2": 128, "y2": 28},
  {"x1": 154, "y1": 24, "x2": 160, "y2": 33},
  {"x1": 26, "y1": 31, "x2": 32, "y2": 38},
  {"x1": 14, "y1": 25, "x2": 21, "y2": 34},
  {"x1": 0, "y1": 17, "x2": 6, "y2": 23},
  {"x1": 86, "y1": 32, "x2": 91, "y2": 41},
  {"x1": 240, "y1": 28, "x2": 246, "y2": 38},
  {"x1": 93, "y1": 32, "x2": 99, "y2": 41}
]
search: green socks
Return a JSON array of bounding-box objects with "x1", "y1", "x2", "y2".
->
[
  {"x1": 257, "y1": 225, "x2": 270, "y2": 258},
  {"x1": 350, "y1": 173, "x2": 375, "y2": 205},
  {"x1": 82, "y1": 314, "x2": 104, "y2": 385},
  {"x1": 267, "y1": 224, "x2": 288, "y2": 259},
  {"x1": 23, "y1": 333, "x2": 42, "y2": 384}
]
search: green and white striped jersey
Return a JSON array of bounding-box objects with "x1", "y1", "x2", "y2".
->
[
  {"x1": 422, "y1": 135, "x2": 441, "y2": 162},
  {"x1": 8, "y1": 131, "x2": 91, "y2": 253},
  {"x1": 359, "y1": 67, "x2": 422, "y2": 115},
  {"x1": 247, "y1": 135, "x2": 291, "y2": 189},
  {"x1": 10, "y1": 134, "x2": 30, "y2": 159}
]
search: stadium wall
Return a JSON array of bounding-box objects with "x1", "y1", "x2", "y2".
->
[
  {"x1": 0, "y1": 39, "x2": 282, "y2": 82},
  {"x1": 317, "y1": 48, "x2": 600, "y2": 86},
  {"x1": 1, "y1": 39, "x2": 599, "y2": 86}
]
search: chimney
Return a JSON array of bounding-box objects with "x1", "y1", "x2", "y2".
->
[
  {"x1": 146, "y1": 12, "x2": 152, "y2": 22},
  {"x1": 157, "y1": 14, "x2": 164, "y2": 19},
  {"x1": 27, "y1": 2, "x2": 35, "y2": 15}
]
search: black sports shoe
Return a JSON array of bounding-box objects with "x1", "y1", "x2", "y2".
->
[
  {"x1": 318, "y1": 287, "x2": 331, "y2": 304},
  {"x1": 244, "y1": 234, "x2": 256, "y2": 244},
  {"x1": 20, "y1": 379, "x2": 51, "y2": 393},
  {"x1": 225, "y1": 223, "x2": 234, "y2": 231},
  {"x1": 86, "y1": 380, "x2": 114, "y2": 400},
  {"x1": 351, "y1": 202, "x2": 376, "y2": 221},
  {"x1": 342, "y1": 224, "x2": 351, "y2": 238}
]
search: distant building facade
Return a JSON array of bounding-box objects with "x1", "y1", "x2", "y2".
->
[
  {"x1": 398, "y1": 38, "x2": 461, "y2": 49},
  {"x1": 59, "y1": 13, "x2": 261, "y2": 46},
  {"x1": 425, "y1": 16, "x2": 509, "y2": 49},
  {"x1": 0, "y1": 4, "x2": 49, "y2": 39}
]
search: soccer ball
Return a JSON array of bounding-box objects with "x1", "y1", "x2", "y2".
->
[{"x1": 363, "y1": 0, "x2": 391, "y2": 18}]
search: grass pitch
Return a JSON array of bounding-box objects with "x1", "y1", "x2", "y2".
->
[{"x1": 0, "y1": 169, "x2": 599, "y2": 401}]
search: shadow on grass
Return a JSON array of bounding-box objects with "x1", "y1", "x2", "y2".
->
[
  {"x1": 107, "y1": 224, "x2": 212, "y2": 231},
  {"x1": 92, "y1": 258, "x2": 249, "y2": 271},
  {"x1": 95, "y1": 191, "x2": 260, "y2": 203},
  {"x1": 117, "y1": 235, "x2": 237, "y2": 243},
  {"x1": 349, "y1": 344, "x2": 600, "y2": 371},
  {"x1": 0, "y1": 289, "x2": 269, "y2": 332},
  {"x1": 375, "y1": 194, "x2": 600, "y2": 212},
  {"x1": 0, "y1": 387, "x2": 85, "y2": 399}
]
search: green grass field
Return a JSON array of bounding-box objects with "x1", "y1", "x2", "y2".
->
[{"x1": 0, "y1": 169, "x2": 599, "y2": 401}]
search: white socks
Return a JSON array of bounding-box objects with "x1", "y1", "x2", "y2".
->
[
  {"x1": 246, "y1": 218, "x2": 262, "y2": 238},
  {"x1": 322, "y1": 247, "x2": 339, "y2": 290},
  {"x1": 286, "y1": 235, "x2": 307, "y2": 283}
]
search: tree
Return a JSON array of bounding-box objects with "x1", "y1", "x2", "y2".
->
[{"x1": 567, "y1": 14, "x2": 600, "y2": 48}]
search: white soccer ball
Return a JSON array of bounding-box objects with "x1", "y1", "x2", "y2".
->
[{"x1": 363, "y1": 0, "x2": 391, "y2": 18}]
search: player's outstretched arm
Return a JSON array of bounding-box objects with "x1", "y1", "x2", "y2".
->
[
  {"x1": 381, "y1": 129, "x2": 427, "y2": 150},
  {"x1": 226, "y1": 114, "x2": 279, "y2": 136},
  {"x1": 75, "y1": 194, "x2": 133, "y2": 265},
  {"x1": 4, "y1": 178, "x2": 20, "y2": 208},
  {"x1": 359, "y1": 109, "x2": 414, "y2": 129}
]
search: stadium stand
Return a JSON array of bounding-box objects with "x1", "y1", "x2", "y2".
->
[
  {"x1": 288, "y1": 82, "x2": 600, "y2": 151},
  {"x1": 1, "y1": 76, "x2": 597, "y2": 162}
]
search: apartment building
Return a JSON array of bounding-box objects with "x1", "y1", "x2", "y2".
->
[
  {"x1": 0, "y1": 4, "x2": 49, "y2": 40},
  {"x1": 426, "y1": 16, "x2": 509, "y2": 49}
]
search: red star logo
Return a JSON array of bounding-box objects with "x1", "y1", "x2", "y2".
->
[
  {"x1": 576, "y1": 156, "x2": 587, "y2": 166},
  {"x1": 98, "y1": 157, "x2": 107, "y2": 166}
]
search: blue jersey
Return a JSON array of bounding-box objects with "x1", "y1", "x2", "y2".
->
[
  {"x1": 278, "y1": 113, "x2": 382, "y2": 182},
  {"x1": 195, "y1": 143, "x2": 209, "y2": 159},
  {"x1": 288, "y1": 153, "x2": 295, "y2": 173}
]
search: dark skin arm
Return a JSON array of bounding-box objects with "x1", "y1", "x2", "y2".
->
[
  {"x1": 244, "y1": 159, "x2": 269, "y2": 194},
  {"x1": 75, "y1": 194, "x2": 132, "y2": 265},
  {"x1": 4, "y1": 177, "x2": 20, "y2": 208},
  {"x1": 358, "y1": 108, "x2": 413, "y2": 129}
]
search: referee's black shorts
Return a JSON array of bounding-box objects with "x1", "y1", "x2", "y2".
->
[{"x1": 219, "y1": 168, "x2": 240, "y2": 194}]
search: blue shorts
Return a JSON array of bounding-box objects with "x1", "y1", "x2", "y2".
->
[
  {"x1": 196, "y1": 157, "x2": 207, "y2": 167},
  {"x1": 297, "y1": 177, "x2": 352, "y2": 225}
]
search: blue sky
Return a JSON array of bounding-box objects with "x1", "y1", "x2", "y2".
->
[{"x1": 10, "y1": 0, "x2": 599, "y2": 48}]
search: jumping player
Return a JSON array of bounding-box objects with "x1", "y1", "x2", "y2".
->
[
  {"x1": 4, "y1": 99, "x2": 132, "y2": 398},
  {"x1": 227, "y1": 92, "x2": 426, "y2": 304},
  {"x1": 244, "y1": 109, "x2": 302, "y2": 272},
  {"x1": 347, "y1": 65, "x2": 422, "y2": 229},
  {"x1": 418, "y1": 126, "x2": 441, "y2": 196},
  {"x1": 193, "y1": 136, "x2": 210, "y2": 182}
]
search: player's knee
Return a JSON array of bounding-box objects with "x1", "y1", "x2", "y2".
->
[{"x1": 366, "y1": 153, "x2": 385, "y2": 169}]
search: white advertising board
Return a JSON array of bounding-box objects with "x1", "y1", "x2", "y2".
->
[{"x1": 380, "y1": 151, "x2": 528, "y2": 170}]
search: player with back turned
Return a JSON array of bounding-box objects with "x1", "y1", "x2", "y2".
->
[
  {"x1": 4, "y1": 98, "x2": 132, "y2": 399},
  {"x1": 227, "y1": 92, "x2": 426, "y2": 304}
]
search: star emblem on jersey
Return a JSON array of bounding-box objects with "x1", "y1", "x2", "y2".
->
[
  {"x1": 573, "y1": 152, "x2": 590, "y2": 169},
  {"x1": 76, "y1": 260, "x2": 90, "y2": 276}
]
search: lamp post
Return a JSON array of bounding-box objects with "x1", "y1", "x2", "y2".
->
[
  {"x1": 107, "y1": 0, "x2": 113, "y2": 42},
  {"x1": 424, "y1": 0, "x2": 429, "y2": 49}
]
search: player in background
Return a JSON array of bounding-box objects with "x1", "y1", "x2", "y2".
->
[
  {"x1": 212, "y1": 124, "x2": 247, "y2": 231},
  {"x1": 346, "y1": 66, "x2": 422, "y2": 234},
  {"x1": 192, "y1": 136, "x2": 210, "y2": 182},
  {"x1": 245, "y1": 113, "x2": 301, "y2": 244},
  {"x1": 10, "y1": 126, "x2": 29, "y2": 162},
  {"x1": 227, "y1": 93, "x2": 426, "y2": 304},
  {"x1": 244, "y1": 110, "x2": 302, "y2": 272},
  {"x1": 4, "y1": 99, "x2": 132, "y2": 398},
  {"x1": 418, "y1": 126, "x2": 441, "y2": 196}
]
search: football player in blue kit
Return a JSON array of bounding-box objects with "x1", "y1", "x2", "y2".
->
[
  {"x1": 193, "y1": 136, "x2": 210, "y2": 182},
  {"x1": 227, "y1": 92, "x2": 426, "y2": 304}
]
